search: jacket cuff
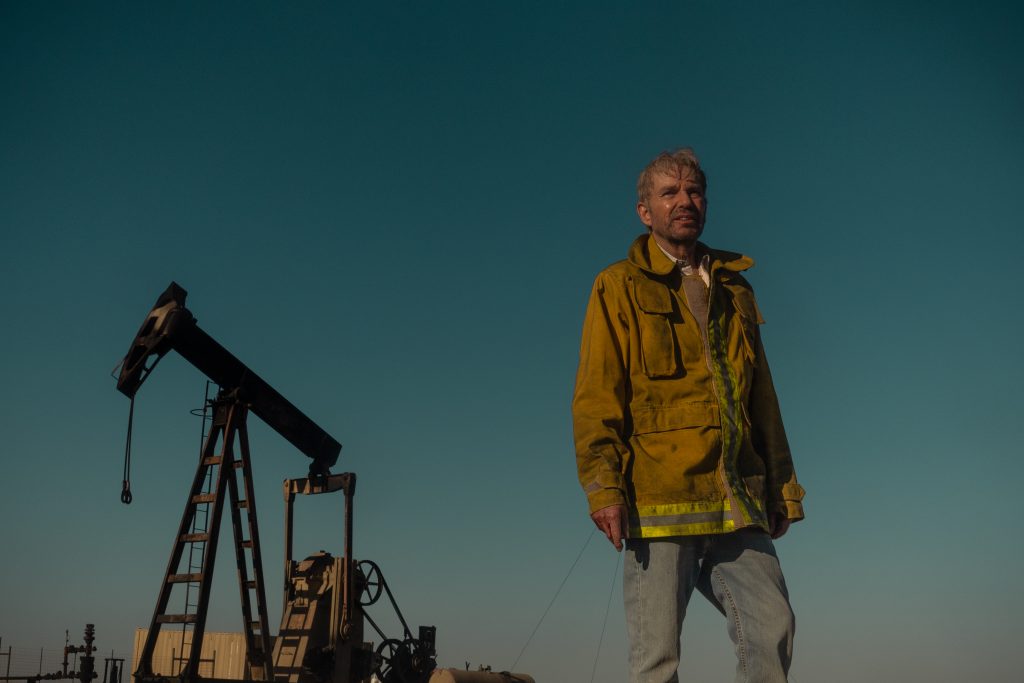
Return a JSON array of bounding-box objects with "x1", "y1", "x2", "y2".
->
[
  {"x1": 587, "y1": 488, "x2": 627, "y2": 514},
  {"x1": 771, "y1": 498, "x2": 805, "y2": 521},
  {"x1": 768, "y1": 481, "x2": 806, "y2": 521}
]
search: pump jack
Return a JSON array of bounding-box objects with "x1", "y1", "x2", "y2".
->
[{"x1": 115, "y1": 283, "x2": 533, "y2": 683}]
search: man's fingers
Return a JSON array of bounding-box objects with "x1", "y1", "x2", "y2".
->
[
  {"x1": 591, "y1": 505, "x2": 627, "y2": 552},
  {"x1": 609, "y1": 518, "x2": 624, "y2": 551}
]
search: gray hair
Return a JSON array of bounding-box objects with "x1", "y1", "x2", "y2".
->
[{"x1": 636, "y1": 148, "x2": 707, "y2": 204}]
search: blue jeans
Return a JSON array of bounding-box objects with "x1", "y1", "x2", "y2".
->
[{"x1": 623, "y1": 529, "x2": 794, "y2": 683}]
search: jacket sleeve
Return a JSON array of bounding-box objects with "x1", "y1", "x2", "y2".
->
[
  {"x1": 747, "y1": 324, "x2": 806, "y2": 521},
  {"x1": 572, "y1": 273, "x2": 632, "y2": 514}
]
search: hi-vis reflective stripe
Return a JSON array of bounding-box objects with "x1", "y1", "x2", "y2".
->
[
  {"x1": 630, "y1": 499, "x2": 768, "y2": 538},
  {"x1": 638, "y1": 519, "x2": 737, "y2": 538},
  {"x1": 635, "y1": 500, "x2": 729, "y2": 516},
  {"x1": 631, "y1": 500, "x2": 734, "y2": 537},
  {"x1": 705, "y1": 294, "x2": 762, "y2": 528}
]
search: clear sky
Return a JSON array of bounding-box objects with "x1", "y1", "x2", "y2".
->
[{"x1": 1, "y1": 2, "x2": 1022, "y2": 682}]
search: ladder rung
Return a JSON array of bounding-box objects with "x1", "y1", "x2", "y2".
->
[
  {"x1": 168, "y1": 573, "x2": 203, "y2": 584},
  {"x1": 239, "y1": 540, "x2": 253, "y2": 549},
  {"x1": 236, "y1": 500, "x2": 249, "y2": 509},
  {"x1": 244, "y1": 580, "x2": 257, "y2": 589},
  {"x1": 232, "y1": 460, "x2": 245, "y2": 469},
  {"x1": 202, "y1": 456, "x2": 222, "y2": 466},
  {"x1": 181, "y1": 533, "x2": 209, "y2": 543},
  {"x1": 156, "y1": 614, "x2": 198, "y2": 624},
  {"x1": 192, "y1": 494, "x2": 217, "y2": 504},
  {"x1": 249, "y1": 621, "x2": 262, "y2": 630}
]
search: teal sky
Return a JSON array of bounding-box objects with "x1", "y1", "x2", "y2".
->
[{"x1": 2, "y1": 2, "x2": 1022, "y2": 681}]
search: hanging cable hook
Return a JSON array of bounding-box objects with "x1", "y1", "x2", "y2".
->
[{"x1": 121, "y1": 396, "x2": 134, "y2": 504}]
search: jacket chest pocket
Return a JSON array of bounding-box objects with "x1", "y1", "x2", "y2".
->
[{"x1": 633, "y1": 278, "x2": 680, "y2": 378}]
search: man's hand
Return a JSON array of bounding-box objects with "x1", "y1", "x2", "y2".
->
[
  {"x1": 591, "y1": 504, "x2": 628, "y2": 551},
  {"x1": 769, "y1": 512, "x2": 791, "y2": 540}
]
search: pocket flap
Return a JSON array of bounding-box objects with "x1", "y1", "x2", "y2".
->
[
  {"x1": 632, "y1": 401, "x2": 720, "y2": 434},
  {"x1": 634, "y1": 279, "x2": 674, "y2": 314}
]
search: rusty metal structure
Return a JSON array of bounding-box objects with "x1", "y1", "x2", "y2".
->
[
  {"x1": 115, "y1": 283, "x2": 533, "y2": 683},
  {"x1": 0, "y1": 626, "x2": 99, "y2": 683}
]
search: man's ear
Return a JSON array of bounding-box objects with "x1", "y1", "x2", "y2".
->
[{"x1": 636, "y1": 202, "x2": 653, "y2": 228}]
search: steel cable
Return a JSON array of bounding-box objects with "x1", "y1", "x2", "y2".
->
[
  {"x1": 509, "y1": 527, "x2": 596, "y2": 671},
  {"x1": 589, "y1": 550, "x2": 621, "y2": 683}
]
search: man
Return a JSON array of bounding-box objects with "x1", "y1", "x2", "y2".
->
[{"x1": 572, "y1": 149, "x2": 805, "y2": 683}]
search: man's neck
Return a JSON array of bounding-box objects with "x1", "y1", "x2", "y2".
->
[{"x1": 652, "y1": 234, "x2": 698, "y2": 264}]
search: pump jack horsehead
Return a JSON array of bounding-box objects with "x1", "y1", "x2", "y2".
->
[{"x1": 115, "y1": 282, "x2": 534, "y2": 683}]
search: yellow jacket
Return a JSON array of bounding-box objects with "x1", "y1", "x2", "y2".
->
[{"x1": 573, "y1": 234, "x2": 805, "y2": 537}]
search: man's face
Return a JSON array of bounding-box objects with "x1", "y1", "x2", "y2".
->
[{"x1": 636, "y1": 169, "x2": 707, "y2": 247}]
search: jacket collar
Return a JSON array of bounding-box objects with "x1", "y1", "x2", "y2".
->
[{"x1": 626, "y1": 233, "x2": 754, "y2": 277}]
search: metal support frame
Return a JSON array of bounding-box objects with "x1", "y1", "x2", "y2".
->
[
  {"x1": 134, "y1": 394, "x2": 274, "y2": 683},
  {"x1": 282, "y1": 473, "x2": 357, "y2": 645},
  {"x1": 100, "y1": 656, "x2": 124, "y2": 683}
]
